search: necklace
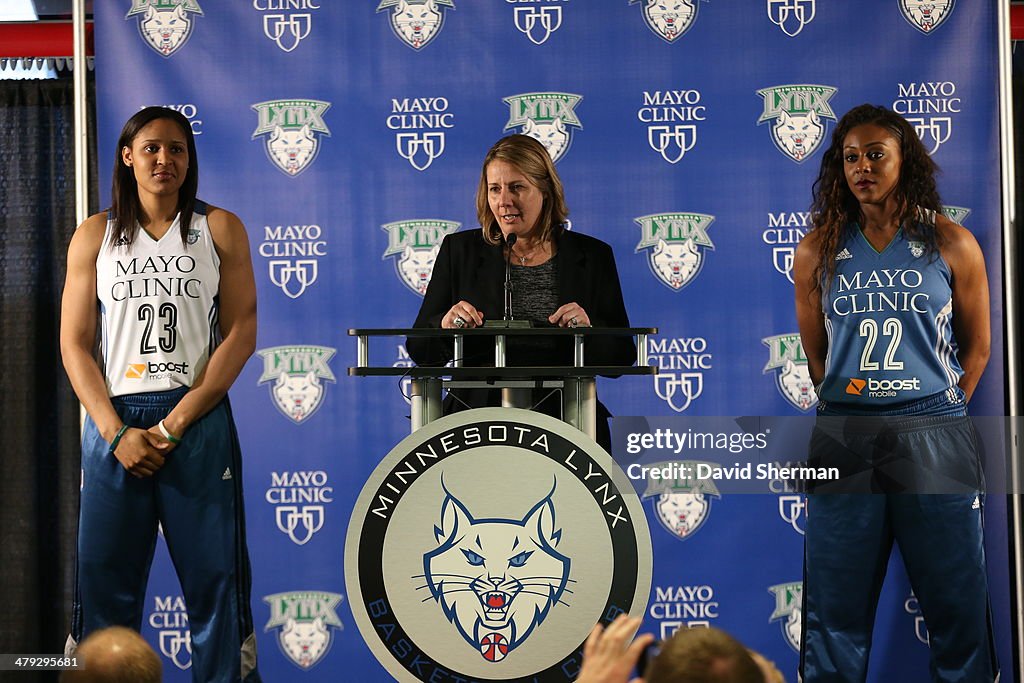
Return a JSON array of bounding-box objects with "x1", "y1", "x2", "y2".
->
[{"x1": 512, "y1": 242, "x2": 545, "y2": 265}]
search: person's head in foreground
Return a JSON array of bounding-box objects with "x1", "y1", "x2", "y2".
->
[
  {"x1": 62, "y1": 626, "x2": 161, "y2": 683},
  {"x1": 645, "y1": 625, "x2": 766, "y2": 683}
]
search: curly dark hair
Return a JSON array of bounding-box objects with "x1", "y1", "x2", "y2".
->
[{"x1": 809, "y1": 103, "x2": 942, "y2": 292}]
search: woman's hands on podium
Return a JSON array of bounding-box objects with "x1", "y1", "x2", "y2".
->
[
  {"x1": 550, "y1": 302, "x2": 590, "y2": 328},
  {"x1": 444, "y1": 301, "x2": 484, "y2": 329}
]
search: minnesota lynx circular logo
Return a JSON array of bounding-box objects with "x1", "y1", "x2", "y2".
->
[
  {"x1": 768, "y1": 582, "x2": 802, "y2": 652},
  {"x1": 504, "y1": 92, "x2": 583, "y2": 163},
  {"x1": 381, "y1": 219, "x2": 461, "y2": 295},
  {"x1": 762, "y1": 333, "x2": 817, "y2": 412},
  {"x1": 756, "y1": 84, "x2": 837, "y2": 163},
  {"x1": 345, "y1": 408, "x2": 652, "y2": 682},
  {"x1": 377, "y1": 0, "x2": 455, "y2": 50},
  {"x1": 899, "y1": 0, "x2": 954, "y2": 33},
  {"x1": 251, "y1": 99, "x2": 332, "y2": 176},
  {"x1": 125, "y1": 0, "x2": 203, "y2": 57},
  {"x1": 634, "y1": 213, "x2": 715, "y2": 291},
  {"x1": 639, "y1": 462, "x2": 720, "y2": 540},
  {"x1": 256, "y1": 345, "x2": 337, "y2": 423},
  {"x1": 629, "y1": 0, "x2": 700, "y2": 43}
]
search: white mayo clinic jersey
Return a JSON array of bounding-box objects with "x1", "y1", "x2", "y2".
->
[{"x1": 96, "y1": 202, "x2": 220, "y2": 397}]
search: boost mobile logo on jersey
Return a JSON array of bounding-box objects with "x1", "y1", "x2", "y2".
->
[
  {"x1": 768, "y1": 582, "x2": 802, "y2": 652},
  {"x1": 149, "y1": 595, "x2": 192, "y2": 670},
  {"x1": 381, "y1": 219, "x2": 460, "y2": 295},
  {"x1": 251, "y1": 99, "x2": 331, "y2": 176},
  {"x1": 647, "y1": 336, "x2": 712, "y2": 412},
  {"x1": 639, "y1": 461, "x2": 720, "y2": 541},
  {"x1": 757, "y1": 84, "x2": 837, "y2": 163},
  {"x1": 266, "y1": 471, "x2": 334, "y2": 545},
  {"x1": 762, "y1": 210, "x2": 810, "y2": 283},
  {"x1": 388, "y1": 97, "x2": 455, "y2": 171},
  {"x1": 345, "y1": 408, "x2": 652, "y2": 681},
  {"x1": 892, "y1": 81, "x2": 960, "y2": 155},
  {"x1": 260, "y1": 224, "x2": 326, "y2": 299},
  {"x1": 378, "y1": 0, "x2": 455, "y2": 50},
  {"x1": 762, "y1": 333, "x2": 817, "y2": 412},
  {"x1": 257, "y1": 345, "x2": 336, "y2": 424},
  {"x1": 649, "y1": 584, "x2": 720, "y2": 638},
  {"x1": 504, "y1": 92, "x2": 583, "y2": 163},
  {"x1": 767, "y1": 0, "x2": 815, "y2": 36},
  {"x1": 255, "y1": 0, "x2": 319, "y2": 52},
  {"x1": 125, "y1": 0, "x2": 203, "y2": 57},
  {"x1": 899, "y1": 0, "x2": 954, "y2": 33},
  {"x1": 638, "y1": 90, "x2": 706, "y2": 164},
  {"x1": 263, "y1": 591, "x2": 344, "y2": 670},
  {"x1": 629, "y1": 0, "x2": 702, "y2": 43},
  {"x1": 510, "y1": 0, "x2": 567, "y2": 45},
  {"x1": 635, "y1": 213, "x2": 714, "y2": 290}
]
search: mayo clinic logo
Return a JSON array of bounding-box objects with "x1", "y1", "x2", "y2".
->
[
  {"x1": 762, "y1": 210, "x2": 809, "y2": 283},
  {"x1": 256, "y1": 345, "x2": 337, "y2": 424},
  {"x1": 345, "y1": 408, "x2": 652, "y2": 682},
  {"x1": 145, "y1": 103, "x2": 202, "y2": 134},
  {"x1": 904, "y1": 592, "x2": 929, "y2": 645},
  {"x1": 892, "y1": 81, "x2": 960, "y2": 155},
  {"x1": 629, "y1": 0, "x2": 702, "y2": 43},
  {"x1": 251, "y1": 99, "x2": 331, "y2": 176},
  {"x1": 762, "y1": 333, "x2": 817, "y2": 412},
  {"x1": 639, "y1": 462, "x2": 720, "y2": 541},
  {"x1": 647, "y1": 336, "x2": 712, "y2": 412},
  {"x1": 377, "y1": 0, "x2": 455, "y2": 50},
  {"x1": 148, "y1": 595, "x2": 192, "y2": 670},
  {"x1": 387, "y1": 97, "x2": 454, "y2": 171},
  {"x1": 768, "y1": 582, "x2": 802, "y2": 652},
  {"x1": 635, "y1": 213, "x2": 714, "y2": 290},
  {"x1": 125, "y1": 0, "x2": 202, "y2": 58},
  {"x1": 757, "y1": 84, "x2": 837, "y2": 163},
  {"x1": 260, "y1": 224, "x2": 326, "y2": 299},
  {"x1": 649, "y1": 584, "x2": 720, "y2": 639},
  {"x1": 381, "y1": 219, "x2": 460, "y2": 295},
  {"x1": 899, "y1": 0, "x2": 955, "y2": 33},
  {"x1": 510, "y1": 0, "x2": 567, "y2": 45},
  {"x1": 263, "y1": 591, "x2": 344, "y2": 670},
  {"x1": 267, "y1": 471, "x2": 334, "y2": 545},
  {"x1": 637, "y1": 90, "x2": 706, "y2": 164},
  {"x1": 254, "y1": 0, "x2": 319, "y2": 52},
  {"x1": 767, "y1": 0, "x2": 815, "y2": 37},
  {"x1": 504, "y1": 92, "x2": 583, "y2": 163}
]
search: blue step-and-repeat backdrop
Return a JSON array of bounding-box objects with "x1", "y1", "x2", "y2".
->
[{"x1": 92, "y1": 1, "x2": 1011, "y2": 681}]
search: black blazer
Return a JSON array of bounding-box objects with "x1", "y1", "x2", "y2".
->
[{"x1": 407, "y1": 228, "x2": 636, "y2": 368}]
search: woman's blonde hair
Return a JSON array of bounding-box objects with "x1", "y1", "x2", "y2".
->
[{"x1": 476, "y1": 134, "x2": 569, "y2": 246}]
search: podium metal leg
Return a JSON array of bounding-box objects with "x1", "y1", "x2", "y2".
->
[
  {"x1": 410, "y1": 377, "x2": 443, "y2": 432},
  {"x1": 502, "y1": 387, "x2": 532, "y2": 409},
  {"x1": 562, "y1": 378, "x2": 597, "y2": 440}
]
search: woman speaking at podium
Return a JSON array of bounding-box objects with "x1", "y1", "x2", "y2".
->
[{"x1": 408, "y1": 134, "x2": 634, "y2": 448}]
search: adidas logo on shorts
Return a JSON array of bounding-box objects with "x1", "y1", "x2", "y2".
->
[{"x1": 222, "y1": 467, "x2": 232, "y2": 481}]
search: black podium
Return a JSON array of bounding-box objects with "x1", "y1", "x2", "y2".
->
[{"x1": 349, "y1": 326, "x2": 657, "y2": 439}]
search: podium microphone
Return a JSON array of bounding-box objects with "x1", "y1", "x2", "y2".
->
[{"x1": 504, "y1": 233, "x2": 516, "y2": 321}]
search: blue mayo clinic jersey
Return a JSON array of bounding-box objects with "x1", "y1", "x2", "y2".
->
[{"x1": 818, "y1": 223, "x2": 963, "y2": 406}]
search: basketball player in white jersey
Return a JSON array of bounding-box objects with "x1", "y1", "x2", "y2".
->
[{"x1": 60, "y1": 107, "x2": 260, "y2": 682}]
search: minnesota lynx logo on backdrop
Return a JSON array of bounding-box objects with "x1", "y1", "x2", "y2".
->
[
  {"x1": 251, "y1": 99, "x2": 331, "y2": 176},
  {"x1": 638, "y1": 90, "x2": 706, "y2": 164},
  {"x1": 256, "y1": 345, "x2": 337, "y2": 423},
  {"x1": 266, "y1": 471, "x2": 334, "y2": 545},
  {"x1": 264, "y1": 591, "x2": 344, "y2": 670},
  {"x1": 504, "y1": 92, "x2": 583, "y2": 163},
  {"x1": 259, "y1": 224, "x2": 326, "y2": 299},
  {"x1": 509, "y1": 0, "x2": 568, "y2": 45},
  {"x1": 757, "y1": 84, "x2": 837, "y2": 163},
  {"x1": 899, "y1": 0, "x2": 955, "y2": 33},
  {"x1": 254, "y1": 0, "x2": 319, "y2": 52},
  {"x1": 892, "y1": 81, "x2": 960, "y2": 154},
  {"x1": 148, "y1": 595, "x2": 192, "y2": 670},
  {"x1": 904, "y1": 592, "x2": 930, "y2": 645},
  {"x1": 629, "y1": 0, "x2": 704, "y2": 43},
  {"x1": 767, "y1": 0, "x2": 815, "y2": 37},
  {"x1": 762, "y1": 211, "x2": 809, "y2": 283},
  {"x1": 387, "y1": 97, "x2": 455, "y2": 171},
  {"x1": 378, "y1": 0, "x2": 455, "y2": 50},
  {"x1": 635, "y1": 213, "x2": 715, "y2": 290},
  {"x1": 126, "y1": 0, "x2": 203, "y2": 57},
  {"x1": 381, "y1": 219, "x2": 460, "y2": 295},
  {"x1": 648, "y1": 336, "x2": 713, "y2": 412},
  {"x1": 649, "y1": 584, "x2": 720, "y2": 638},
  {"x1": 768, "y1": 582, "x2": 802, "y2": 652},
  {"x1": 762, "y1": 333, "x2": 817, "y2": 411},
  {"x1": 640, "y1": 461, "x2": 721, "y2": 541}
]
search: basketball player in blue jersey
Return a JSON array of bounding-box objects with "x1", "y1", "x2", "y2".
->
[
  {"x1": 793, "y1": 104, "x2": 996, "y2": 682},
  {"x1": 60, "y1": 107, "x2": 261, "y2": 682}
]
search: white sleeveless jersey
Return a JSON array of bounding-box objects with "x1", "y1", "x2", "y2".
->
[{"x1": 96, "y1": 202, "x2": 221, "y2": 397}]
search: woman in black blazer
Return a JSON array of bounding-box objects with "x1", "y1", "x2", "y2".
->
[{"x1": 408, "y1": 134, "x2": 634, "y2": 447}]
